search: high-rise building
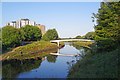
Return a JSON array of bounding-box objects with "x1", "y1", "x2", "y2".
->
[
  {"x1": 7, "y1": 21, "x2": 16, "y2": 28},
  {"x1": 20, "y1": 19, "x2": 29, "y2": 27}
]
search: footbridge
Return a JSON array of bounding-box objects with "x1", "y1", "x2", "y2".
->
[{"x1": 50, "y1": 39, "x2": 94, "y2": 46}]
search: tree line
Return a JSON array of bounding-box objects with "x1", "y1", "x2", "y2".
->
[
  {"x1": 75, "y1": 31, "x2": 95, "y2": 40},
  {"x1": 2, "y1": 25, "x2": 59, "y2": 51}
]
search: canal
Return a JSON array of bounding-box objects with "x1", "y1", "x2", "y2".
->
[{"x1": 2, "y1": 42, "x2": 91, "y2": 78}]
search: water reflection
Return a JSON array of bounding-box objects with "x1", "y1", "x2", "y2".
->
[
  {"x1": 2, "y1": 58, "x2": 42, "y2": 78},
  {"x1": 2, "y1": 52, "x2": 58, "y2": 79},
  {"x1": 66, "y1": 42, "x2": 92, "y2": 71},
  {"x1": 2, "y1": 42, "x2": 92, "y2": 78},
  {"x1": 47, "y1": 55, "x2": 58, "y2": 63}
]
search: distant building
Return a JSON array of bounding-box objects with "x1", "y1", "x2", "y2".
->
[
  {"x1": 7, "y1": 21, "x2": 17, "y2": 28},
  {"x1": 7, "y1": 19, "x2": 36, "y2": 28},
  {"x1": 36, "y1": 24, "x2": 46, "y2": 35},
  {"x1": 6, "y1": 19, "x2": 46, "y2": 36}
]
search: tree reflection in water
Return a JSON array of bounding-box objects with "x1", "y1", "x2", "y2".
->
[
  {"x1": 47, "y1": 55, "x2": 58, "y2": 63},
  {"x1": 2, "y1": 58, "x2": 42, "y2": 78},
  {"x1": 46, "y1": 50, "x2": 58, "y2": 63},
  {"x1": 2, "y1": 55, "x2": 58, "y2": 79},
  {"x1": 2, "y1": 48, "x2": 59, "y2": 79}
]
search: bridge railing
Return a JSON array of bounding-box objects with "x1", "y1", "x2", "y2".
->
[{"x1": 50, "y1": 39, "x2": 94, "y2": 42}]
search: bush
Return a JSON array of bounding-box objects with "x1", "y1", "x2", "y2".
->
[
  {"x1": 42, "y1": 29, "x2": 58, "y2": 41},
  {"x1": 21, "y1": 25, "x2": 42, "y2": 41},
  {"x1": 75, "y1": 35, "x2": 82, "y2": 39},
  {"x1": 96, "y1": 39, "x2": 116, "y2": 52},
  {"x1": 84, "y1": 32, "x2": 95, "y2": 40},
  {"x1": 2, "y1": 26, "x2": 24, "y2": 50}
]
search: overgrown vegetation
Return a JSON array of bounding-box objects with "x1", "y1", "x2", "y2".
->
[
  {"x1": 68, "y1": 46, "x2": 119, "y2": 78},
  {"x1": 1, "y1": 41, "x2": 64, "y2": 60},
  {"x1": 42, "y1": 29, "x2": 59, "y2": 41},
  {"x1": 93, "y1": 2, "x2": 120, "y2": 51},
  {"x1": 75, "y1": 31, "x2": 95, "y2": 40},
  {"x1": 2, "y1": 24, "x2": 60, "y2": 54},
  {"x1": 2, "y1": 25, "x2": 42, "y2": 52},
  {"x1": 68, "y1": 1, "x2": 120, "y2": 78},
  {"x1": 72, "y1": 41, "x2": 94, "y2": 49},
  {"x1": 20, "y1": 25, "x2": 42, "y2": 41},
  {"x1": 84, "y1": 32, "x2": 95, "y2": 40},
  {"x1": 2, "y1": 26, "x2": 24, "y2": 51}
]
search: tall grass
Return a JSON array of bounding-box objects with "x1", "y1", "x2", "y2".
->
[{"x1": 68, "y1": 46, "x2": 119, "y2": 78}]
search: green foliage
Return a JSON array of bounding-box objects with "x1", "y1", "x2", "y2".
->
[
  {"x1": 0, "y1": 28, "x2": 1, "y2": 41},
  {"x1": 2, "y1": 59, "x2": 42, "y2": 78},
  {"x1": 42, "y1": 29, "x2": 59, "y2": 41},
  {"x1": 84, "y1": 32, "x2": 95, "y2": 40},
  {"x1": 21, "y1": 25, "x2": 42, "y2": 41},
  {"x1": 2, "y1": 41, "x2": 58, "y2": 60},
  {"x1": 47, "y1": 54, "x2": 57, "y2": 63},
  {"x1": 2, "y1": 26, "x2": 24, "y2": 50},
  {"x1": 72, "y1": 41, "x2": 94, "y2": 49},
  {"x1": 68, "y1": 2, "x2": 120, "y2": 78},
  {"x1": 96, "y1": 38, "x2": 116, "y2": 51},
  {"x1": 94, "y1": 2, "x2": 120, "y2": 51},
  {"x1": 68, "y1": 47, "x2": 119, "y2": 78},
  {"x1": 75, "y1": 35, "x2": 82, "y2": 39},
  {"x1": 76, "y1": 32, "x2": 95, "y2": 39},
  {"x1": 0, "y1": 28, "x2": 1, "y2": 53}
]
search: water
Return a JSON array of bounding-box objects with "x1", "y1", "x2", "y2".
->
[{"x1": 2, "y1": 42, "x2": 91, "y2": 78}]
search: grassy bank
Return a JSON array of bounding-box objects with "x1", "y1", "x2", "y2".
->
[
  {"x1": 1, "y1": 41, "x2": 64, "y2": 60},
  {"x1": 72, "y1": 41, "x2": 94, "y2": 49},
  {"x1": 68, "y1": 45, "x2": 119, "y2": 78},
  {"x1": 2, "y1": 41, "x2": 35, "y2": 54}
]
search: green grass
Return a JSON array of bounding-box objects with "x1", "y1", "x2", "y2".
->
[
  {"x1": 68, "y1": 46, "x2": 119, "y2": 78},
  {"x1": 72, "y1": 41, "x2": 94, "y2": 49},
  {"x1": 1, "y1": 41, "x2": 64, "y2": 60}
]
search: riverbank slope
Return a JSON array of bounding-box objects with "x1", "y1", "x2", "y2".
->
[
  {"x1": 1, "y1": 41, "x2": 64, "y2": 61},
  {"x1": 68, "y1": 42, "x2": 119, "y2": 78}
]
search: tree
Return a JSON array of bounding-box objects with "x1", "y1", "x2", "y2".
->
[
  {"x1": 84, "y1": 32, "x2": 95, "y2": 40},
  {"x1": 75, "y1": 35, "x2": 82, "y2": 39},
  {"x1": 42, "y1": 29, "x2": 59, "y2": 41},
  {"x1": 0, "y1": 28, "x2": 2, "y2": 52},
  {"x1": 2, "y1": 26, "x2": 24, "y2": 50},
  {"x1": 21, "y1": 25, "x2": 42, "y2": 41},
  {"x1": 94, "y1": 2, "x2": 120, "y2": 51},
  {"x1": 0, "y1": 28, "x2": 1, "y2": 41}
]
